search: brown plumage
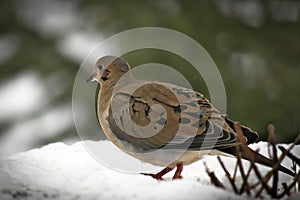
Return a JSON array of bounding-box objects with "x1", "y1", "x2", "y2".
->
[{"x1": 87, "y1": 56, "x2": 294, "y2": 179}]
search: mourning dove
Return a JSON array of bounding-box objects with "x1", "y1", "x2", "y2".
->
[{"x1": 87, "y1": 56, "x2": 294, "y2": 180}]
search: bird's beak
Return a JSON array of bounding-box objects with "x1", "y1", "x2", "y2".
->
[{"x1": 86, "y1": 74, "x2": 96, "y2": 83}]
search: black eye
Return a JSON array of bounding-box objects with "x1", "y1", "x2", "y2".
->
[{"x1": 97, "y1": 64, "x2": 103, "y2": 71}]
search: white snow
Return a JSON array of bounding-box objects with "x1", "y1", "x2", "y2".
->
[
  {"x1": 0, "y1": 71, "x2": 73, "y2": 156},
  {"x1": 0, "y1": 72, "x2": 46, "y2": 122},
  {"x1": 0, "y1": 105, "x2": 73, "y2": 156},
  {"x1": 0, "y1": 141, "x2": 299, "y2": 200},
  {"x1": 57, "y1": 31, "x2": 105, "y2": 63}
]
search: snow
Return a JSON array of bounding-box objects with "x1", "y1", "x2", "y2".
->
[
  {"x1": 0, "y1": 71, "x2": 73, "y2": 156},
  {"x1": 0, "y1": 105, "x2": 73, "y2": 156},
  {"x1": 0, "y1": 72, "x2": 46, "y2": 122},
  {"x1": 0, "y1": 141, "x2": 299, "y2": 200},
  {"x1": 57, "y1": 31, "x2": 105, "y2": 63}
]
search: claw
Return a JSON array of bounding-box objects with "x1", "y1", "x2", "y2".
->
[
  {"x1": 141, "y1": 167, "x2": 173, "y2": 180},
  {"x1": 141, "y1": 163, "x2": 184, "y2": 180}
]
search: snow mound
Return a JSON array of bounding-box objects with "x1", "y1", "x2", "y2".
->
[{"x1": 0, "y1": 141, "x2": 299, "y2": 200}]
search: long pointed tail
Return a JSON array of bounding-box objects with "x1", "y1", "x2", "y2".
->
[{"x1": 221, "y1": 146, "x2": 294, "y2": 176}]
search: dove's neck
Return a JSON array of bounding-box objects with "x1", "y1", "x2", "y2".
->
[{"x1": 99, "y1": 71, "x2": 135, "y2": 108}]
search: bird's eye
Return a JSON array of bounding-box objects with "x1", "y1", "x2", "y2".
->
[{"x1": 97, "y1": 64, "x2": 103, "y2": 71}]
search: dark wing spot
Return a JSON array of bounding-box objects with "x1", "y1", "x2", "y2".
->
[
  {"x1": 179, "y1": 118, "x2": 191, "y2": 124},
  {"x1": 157, "y1": 118, "x2": 167, "y2": 125},
  {"x1": 173, "y1": 105, "x2": 181, "y2": 113},
  {"x1": 180, "y1": 105, "x2": 188, "y2": 111},
  {"x1": 183, "y1": 111, "x2": 203, "y2": 119}
]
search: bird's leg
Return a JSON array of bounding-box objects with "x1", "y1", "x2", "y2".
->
[
  {"x1": 172, "y1": 163, "x2": 183, "y2": 179},
  {"x1": 141, "y1": 167, "x2": 174, "y2": 180}
]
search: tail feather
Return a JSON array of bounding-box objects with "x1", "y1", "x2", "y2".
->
[
  {"x1": 221, "y1": 146, "x2": 294, "y2": 177},
  {"x1": 225, "y1": 117, "x2": 259, "y2": 144}
]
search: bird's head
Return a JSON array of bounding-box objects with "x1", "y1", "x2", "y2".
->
[{"x1": 87, "y1": 56, "x2": 130, "y2": 85}]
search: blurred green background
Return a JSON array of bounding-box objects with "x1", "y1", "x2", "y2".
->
[{"x1": 0, "y1": 0, "x2": 299, "y2": 156}]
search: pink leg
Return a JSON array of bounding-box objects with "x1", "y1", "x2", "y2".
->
[
  {"x1": 141, "y1": 167, "x2": 174, "y2": 180},
  {"x1": 172, "y1": 163, "x2": 183, "y2": 179}
]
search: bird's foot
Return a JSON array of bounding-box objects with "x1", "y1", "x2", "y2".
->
[
  {"x1": 141, "y1": 173, "x2": 165, "y2": 180},
  {"x1": 141, "y1": 167, "x2": 173, "y2": 180},
  {"x1": 141, "y1": 163, "x2": 184, "y2": 180},
  {"x1": 172, "y1": 163, "x2": 183, "y2": 179}
]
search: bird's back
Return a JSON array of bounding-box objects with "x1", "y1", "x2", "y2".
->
[{"x1": 98, "y1": 80, "x2": 258, "y2": 154}]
